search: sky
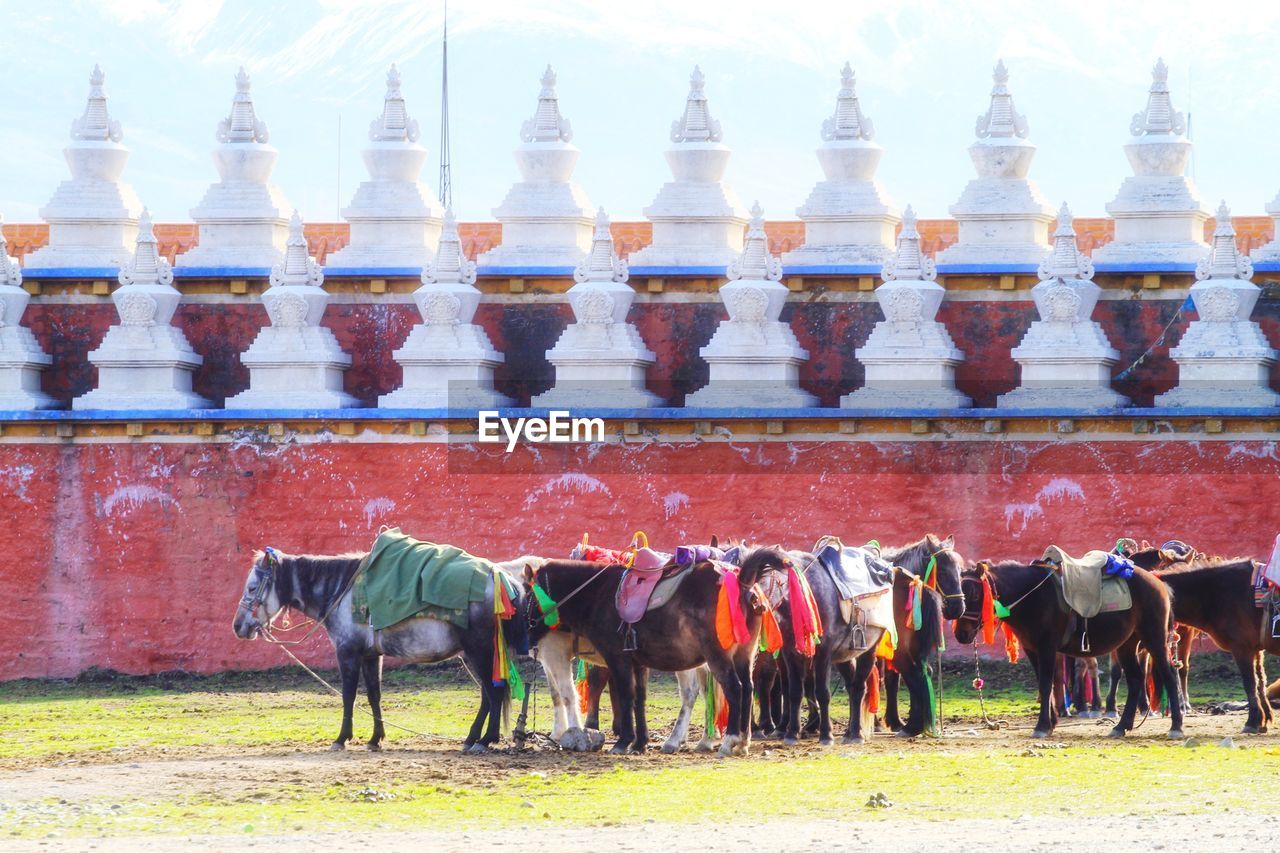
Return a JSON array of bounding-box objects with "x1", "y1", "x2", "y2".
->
[{"x1": 4, "y1": 0, "x2": 1280, "y2": 225}]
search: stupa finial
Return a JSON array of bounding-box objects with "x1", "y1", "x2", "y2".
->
[
  {"x1": 574, "y1": 208, "x2": 628, "y2": 283},
  {"x1": 369, "y1": 63, "x2": 421, "y2": 142},
  {"x1": 670, "y1": 65, "x2": 722, "y2": 143},
  {"x1": 975, "y1": 59, "x2": 1029, "y2": 139},
  {"x1": 0, "y1": 216, "x2": 21, "y2": 288},
  {"x1": 117, "y1": 209, "x2": 173, "y2": 287},
  {"x1": 520, "y1": 64, "x2": 573, "y2": 143},
  {"x1": 425, "y1": 209, "x2": 477, "y2": 285},
  {"x1": 822, "y1": 62, "x2": 874, "y2": 141},
  {"x1": 269, "y1": 212, "x2": 323, "y2": 287},
  {"x1": 882, "y1": 205, "x2": 937, "y2": 282},
  {"x1": 70, "y1": 64, "x2": 123, "y2": 142},
  {"x1": 217, "y1": 67, "x2": 270, "y2": 144},
  {"x1": 1037, "y1": 202, "x2": 1095, "y2": 282},
  {"x1": 727, "y1": 202, "x2": 781, "y2": 281},
  {"x1": 1196, "y1": 202, "x2": 1252, "y2": 281},
  {"x1": 1130, "y1": 57, "x2": 1186, "y2": 137}
]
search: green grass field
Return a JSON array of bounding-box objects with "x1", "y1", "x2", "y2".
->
[{"x1": 0, "y1": 653, "x2": 1276, "y2": 841}]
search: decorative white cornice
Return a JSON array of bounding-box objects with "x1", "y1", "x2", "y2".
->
[
  {"x1": 118, "y1": 209, "x2": 173, "y2": 287},
  {"x1": 216, "y1": 67, "x2": 270, "y2": 144},
  {"x1": 670, "y1": 65, "x2": 722, "y2": 143},
  {"x1": 1130, "y1": 58, "x2": 1186, "y2": 137},
  {"x1": 424, "y1": 209, "x2": 477, "y2": 285},
  {"x1": 882, "y1": 205, "x2": 936, "y2": 282},
  {"x1": 369, "y1": 64, "x2": 420, "y2": 143},
  {"x1": 1196, "y1": 202, "x2": 1252, "y2": 281},
  {"x1": 975, "y1": 59, "x2": 1029, "y2": 140},
  {"x1": 727, "y1": 203, "x2": 781, "y2": 281},
  {"x1": 269, "y1": 212, "x2": 323, "y2": 287},
  {"x1": 1037, "y1": 203, "x2": 1094, "y2": 282},
  {"x1": 574, "y1": 208, "x2": 627, "y2": 283},
  {"x1": 0, "y1": 217, "x2": 21, "y2": 288},
  {"x1": 520, "y1": 64, "x2": 573, "y2": 143},
  {"x1": 70, "y1": 64, "x2": 123, "y2": 142},
  {"x1": 821, "y1": 62, "x2": 873, "y2": 141}
]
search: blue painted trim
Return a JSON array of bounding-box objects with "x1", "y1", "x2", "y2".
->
[
  {"x1": 1091, "y1": 262, "x2": 1198, "y2": 273},
  {"x1": 780, "y1": 264, "x2": 881, "y2": 276},
  {"x1": 5, "y1": 405, "x2": 1280, "y2": 422},
  {"x1": 22, "y1": 267, "x2": 119, "y2": 279},
  {"x1": 626, "y1": 266, "x2": 729, "y2": 277},
  {"x1": 475, "y1": 265, "x2": 576, "y2": 277},
  {"x1": 935, "y1": 264, "x2": 1041, "y2": 275},
  {"x1": 1252, "y1": 262, "x2": 1280, "y2": 273},
  {"x1": 172, "y1": 267, "x2": 271, "y2": 278},
  {"x1": 322, "y1": 267, "x2": 423, "y2": 277}
]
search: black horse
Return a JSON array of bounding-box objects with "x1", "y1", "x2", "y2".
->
[
  {"x1": 526, "y1": 546, "x2": 790, "y2": 756},
  {"x1": 954, "y1": 559, "x2": 1184, "y2": 739},
  {"x1": 232, "y1": 548, "x2": 531, "y2": 753}
]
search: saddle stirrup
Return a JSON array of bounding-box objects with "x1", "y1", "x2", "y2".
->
[{"x1": 1080, "y1": 618, "x2": 1090, "y2": 654}]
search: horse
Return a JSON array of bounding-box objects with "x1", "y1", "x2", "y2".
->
[
  {"x1": 526, "y1": 546, "x2": 791, "y2": 756},
  {"x1": 953, "y1": 559, "x2": 1184, "y2": 739},
  {"x1": 1129, "y1": 547, "x2": 1276, "y2": 733},
  {"x1": 231, "y1": 547, "x2": 533, "y2": 753}
]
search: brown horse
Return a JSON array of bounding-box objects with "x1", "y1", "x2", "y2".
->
[
  {"x1": 954, "y1": 559, "x2": 1184, "y2": 739},
  {"x1": 1129, "y1": 548, "x2": 1276, "y2": 733}
]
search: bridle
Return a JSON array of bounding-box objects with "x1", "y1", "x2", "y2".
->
[
  {"x1": 239, "y1": 547, "x2": 281, "y2": 618},
  {"x1": 927, "y1": 546, "x2": 967, "y2": 604},
  {"x1": 239, "y1": 547, "x2": 360, "y2": 646}
]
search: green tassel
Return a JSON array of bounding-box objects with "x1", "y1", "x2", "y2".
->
[
  {"x1": 993, "y1": 599, "x2": 1011, "y2": 619},
  {"x1": 507, "y1": 660, "x2": 526, "y2": 701},
  {"x1": 912, "y1": 586, "x2": 924, "y2": 630},
  {"x1": 574, "y1": 657, "x2": 587, "y2": 684},
  {"x1": 923, "y1": 554, "x2": 937, "y2": 586},
  {"x1": 864, "y1": 539, "x2": 880, "y2": 551},
  {"x1": 531, "y1": 584, "x2": 560, "y2": 628},
  {"x1": 704, "y1": 670, "x2": 715, "y2": 735},
  {"x1": 924, "y1": 666, "x2": 939, "y2": 736}
]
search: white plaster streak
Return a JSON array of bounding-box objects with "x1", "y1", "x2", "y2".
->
[
  {"x1": 101, "y1": 484, "x2": 177, "y2": 517},
  {"x1": 362, "y1": 497, "x2": 396, "y2": 527},
  {"x1": 0, "y1": 464, "x2": 36, "y2": 503},
  {"x1": 662, "y1": 491, "x2": 690, "y2": 520},
  {"x1": 1003, "y1": 477, "x2": 1085, "y2": 535},
  {"x1": 522, "y1": 473, "x2": 611, "y2": 510}
]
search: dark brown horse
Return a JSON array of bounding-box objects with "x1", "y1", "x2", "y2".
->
[
  {"x1": 526, "y1": 546, "x2": 791, "y2": 756},
  {"x1": 1130, "y1": 548, "x2": 1276, "y2": 733},
  {"x1": 954, "y1": 559, "x2": 1184, "y2": 739}
]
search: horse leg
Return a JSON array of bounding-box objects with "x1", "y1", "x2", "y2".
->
[
  {"x1": 1104, "y1": 654, "x2": 1121, "y2": 718},
  {"x1": 1178, "y1": 628, "x2": 1194, "y2": 714},
  {"x1": 813, "y1": 647, "x2": 834, "y2": 746},
  {"x1": 768, "y1": 665, "x2": 783, "y2": 734},
  {"x1": 1140, "y1": 616, "x2": 1183, "y2": 738},
  {"x1": 459, "y1": 651, "x2": 492, "y2": 752},
  {"x1": 1030, "y1": 647, "x2": 1056, "y2": 738},
  {"x1": 753, "y1": 660, "x2": 776, "y2": 736},
  {"x1": 706, "y1": 655, "x2": 743, "y2": 758},
  {"x1": 1257, "y1": 654, "x2": 1273, "y2": 730},
  {"x1": 361, "y1": 655, "x2": 386, "y2": 751},
  {"x1": 1237, "y1": 649, "x2": 1265, "y2": 734},
  {"x1": 884, "y1": 665, "x2": 904, "y2": 731},
  {"x1": 842, "y1": 653, "x2": 876, "y2": 745},
  {"x1": 733, "y1": 654, "x2": 754, "y2": 756},
  {"x1": 631, "y1": 665, "x2": 651, "y2": 754},
  {"x1": 896, "y1": 652, "x2": 928, "y2": 737},
  {"x1": 1111, "y1": 641, "x2": 1143, "y2": 737},
  {"x1": 780, "y1": 649, "x2": 805, "y2": 746},
  {"x1": 330, "y1": 649, "x2": 360, "y2": 751},
  {"x1": 803, "y1": 666, "x2": 820, "y2": 735},
  {"x1": 605, "y1": 658, "x2": 637, "y2": 755},
  {"x1": 584, "y1": 664, "x2": 608, "y2": 732},
  {"x1": 663, "y1": 668, "x2": 703, "y2": 754}
]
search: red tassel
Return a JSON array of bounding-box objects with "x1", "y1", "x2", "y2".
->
[
  {"x1": 714, "y1": 682, "x2": 729, "y2": 735},
  {"x1": 866, "y1": 666, "x2": 881, "y2": 715},
  {"x1": 786, "y1": 566, "x2": 820, "y2": 657},
  {"x1": 716, "y1": 571, "x2": 750, "y2": 649},
  {"x1": 1003, "y1": 624, "x2": 1020, "y2": 664},
  {"x1": 577, "y1": 674, "x2": 591, "y2": 715},
  {"x1": 980, "y1": 577, "x2": 997, "y2": 645},
  {"x1": 760, "y1": 601, "x2": 784, "y2": 654}
]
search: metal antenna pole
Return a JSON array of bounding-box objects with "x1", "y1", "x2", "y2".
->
[{"x1": 438, "y1": 0, "x2": 452, "y2": 209}]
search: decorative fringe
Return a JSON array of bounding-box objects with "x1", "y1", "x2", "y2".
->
[
  {"x1": 1003, "y1": 623, "x2": 1020, "y2": 664},
  {"x1": 714, "y1": 680, "x2": 729, "y2": 736},
  {"x1": 786, "y1": 566, "x2": 822, "y2": 656},
  {"x1": 704, "y1": 670, "x2": 716, "y2": 736},
  {"x1": 980, "y1": 576, "x2": 997, "y2": 645},
  {"x1": 715, "y1": 570, "x2": 750, "y2": 650},
  {"x1": 906, "y1": 578, "x2": 924, "y2": 631},
  {"x1": 759, "y1": 603, "x2": 784, "y2": 655},
  {"x1": 924, "y1": 664, "x2": 939, "y2": 736},
  {"x1": 876, "y1": 626, "x2": 896, "y2": 662},
  {"x1": 574, "y1": 658, "x2": 591, "y2": 715},
  {"x1": 531, "y1": 583, "x2": 560, "y2": 629},
  {"x1": 866, "y1": 666, "x2": 881, "y2": 714}
]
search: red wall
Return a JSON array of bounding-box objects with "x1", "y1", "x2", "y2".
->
[{"x1": 4, "y1": 436, "x2": 1278, "y2": 679}]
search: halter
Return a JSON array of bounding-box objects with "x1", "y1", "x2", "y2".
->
[
  {"x1": 240, "y1": 547, "x2": 281, "y2": 613},
  {"x1": 926, "y1": 546, "x2": 966, "y2": 602}
]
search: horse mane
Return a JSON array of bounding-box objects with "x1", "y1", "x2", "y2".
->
[
  {"x1": 881, "y1": 534, "x2": 946, "y2": 574},
  {"x1": 735, "y1": 545, "x2": 791, "y2": 587},
  {"x1": 1152, "y1": 554, "x2": 1258, "y2": 576},
  {"x1": 269, "y1": 551, "x2": 367, "y2": 611}
]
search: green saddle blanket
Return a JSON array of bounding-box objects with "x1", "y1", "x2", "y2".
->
[{"x1": 352, "y1": 528, "x2": 494, "y2": 630}]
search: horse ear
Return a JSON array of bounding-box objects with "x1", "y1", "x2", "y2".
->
[
  {"x1": 523, "y1": 562, "x2": 537, "y2": 583},
  {"x1": 975, "y1": 560, "x2": 990, "y2": 577},
  {"x1": 710, "y1": 534, "x2": 719, "y2": 549},
  {"x1": 941, "y1": 533, "x2": 956, "y2": 549}
]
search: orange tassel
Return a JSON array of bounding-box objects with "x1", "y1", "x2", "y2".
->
[
  {"x1": 716, "y1": 582, "x2": 736, "y2": 650},
  {"x1": 1003, "y1": 623, "x2": 1020, "y2": 664},
  {"x1": 760, "y1": 603, "x2": 784, "y2": 654},
  {"x1": 876, "y1": 627, "x2": 896, "y2": 662},
  {"x1": 714, "y1": 681, "x2": 729, "y2": 735},
  {"x1": 866, "y1": 666, "x2": 881, "y2": 715},
  {"x1": 980, "y1": 577, "x2": 997, "y2": 645},
  {"x1": 577, "y1": 674, "x2": 591, "y2": 715}
]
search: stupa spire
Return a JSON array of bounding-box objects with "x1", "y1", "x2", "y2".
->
[
  {"x1": 369, "y1": 64, "x2": 420, "y2": 142},
  {"x1": 425, "y1": 209, "x2": 476, "y2": 285},
  {"x1": 728, "y1": 203, "x2": 781, "y2": 281},
  {"x1": 117, "y1": 209, "x2": 172, "y2": 286},
  {"x1": 1197, "y1": 202, "x2": 1252, "y2": 281},
  {"x1": 822, "y1": 63, "x2": 873, "y2": 141},
  {"x1": 1038, "y1": 203, "x2": 1094, "y2": 282},
  {"x1": 975, "y1": 59, "x2": 1029, "y2": 139},
  {"x1": 269, "y1": 212, "x2": 322, "y2": 286},
  {"x1": 670, "y1": 65, "x2": 722, "y2": 143},
  {"x1": 1130, "y1": 58, "x2": 1186, "y2": 137},
  {"x1": 0, "y1": 217, "x2": 20, "y2": 287},
  {"x1": 70, "y1": 64, "x2": 122, "y2": 142},
  {"x1": 882, "y1": 206, "x2": 936, "y2": 282},
  {"x1": 521, "y1": 64, "x2": 572, "y2": 143},
  {"x1": 574, "y1": 208, "x2": 627, "y2": 283},
  {"x1": 217, "y1": 67, "x2": 269, "y2": 143}
]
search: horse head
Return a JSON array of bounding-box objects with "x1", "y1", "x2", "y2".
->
[
  {"x1": 232, "y1": 549, "x2": 285, "y2": 640},
  {"x1": 952, "y1": 559, "x2": 994, "y2": 646},
  {"x1": 924, "y1": 533, "x2": 967, "y2": 621}
]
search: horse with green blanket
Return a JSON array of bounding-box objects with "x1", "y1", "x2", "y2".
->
[{"x1": 232, "y1": 529, "x2": 535, "y2": 753}]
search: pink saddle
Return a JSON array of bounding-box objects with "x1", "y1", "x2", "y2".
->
[{"x1": 615, "y1": 548, "x2": 674, "y2": 624}]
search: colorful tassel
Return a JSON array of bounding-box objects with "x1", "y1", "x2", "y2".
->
[
  {"x1": 531, "y1": 583, "x2": 560, "y2": 629},
  {"x1": 714, "y1": 680, "x2": 729, "y2": 736},
  {"x1": 715, "y1": 570, "x2": 750, "y2": 650},
  {"x1": 507, "y1": 658, "x2": 525, "y2": 701},
  {"x1": 876, "y1": 625, "x2": 896, "y2": 661},
  {"x1": 704, "y1": 670, "x2": 716, "y2": 736},
  {"x1": 1003, "y1": 623, "x2": 1020, "y2": 664},
  {"x1": 759, "y1": 602, "x2": 784, "y2": 655},
  {"x1": 866, "y1": 666, "x2": 881, "y2": 715},
  {"x1": 786, "y1": 566, "x2": 821, "y2": 657},
  {"x1": 980, "y1": 576, "x2": 997, "y2": 645},
  {"x1": 908, "y1": 579, "x2": 924, "y2": 631}
]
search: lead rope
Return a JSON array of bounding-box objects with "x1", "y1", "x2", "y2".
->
[{"x1": 971, "y1": 641, "x2": 1009, "y2": 730}]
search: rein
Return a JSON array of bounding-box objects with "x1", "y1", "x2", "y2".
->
[
  {"x1": 251, "y1": 549, "x2": 365, "y2": 647},
  {"x1": 531, "y1": 562, "x2": 614, "y2": 628}
]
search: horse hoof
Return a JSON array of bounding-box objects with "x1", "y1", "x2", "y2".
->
[
  {"x1": 660, "y1": 741, "x2": 681, "y2": 754},
  {"x1": 328, "y1": 742, "x2": 346, "y2": 752},
  {"x1": 609, "y1": 743, "x2": 631, "y2": 755},
  {"x1": 1031, "y1": 730, "x2": 1050, "y2": 740},
  {"x1": 693, "y1": 739, "x2": 716, "y2": 753},
  {"x1": 1167, "y1": 729, "x2": 1185, "y2": 740},
  {"x1": 1107, "y1": 726, "x2": 1126, "y2": 739},
  {"x1": 365, "y1": 741, "x2": 383, "y2": 752},
  {"x1": 465, "y1": 743, "x2": 488, "y2": 755},
  {"x1": 630, "y1": 743, "x2": 648, "y2": 755},
  {"x1": 895, "y1": 729, "x2": 918, "y2": 739},
  {"x1": 764, "y1": 728, "x2": 784, "y2": 741},
  {"x1": 1242, "y1": 725, "x2": 1261, "y2": 735},
  {"x1": 842, "y1": 735, "x2": 865, "y2": 746},
  {"x1": 782, "y1": 736, "x2": 799, "y2": 747},
  {"x1": 818, "y1": 736, "x2": 834, "y2": 747},
  {"x1": 559, "y1": 728, "x2": 604, "y2": 753}
]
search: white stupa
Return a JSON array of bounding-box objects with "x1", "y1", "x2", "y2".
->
[
  {"x1": 685, "y1": 204, "x2": 816, "y2": 407},
  {"x1": 1156, "y1": 203, "x2": 1280, "y2": 408},
  {"x1": 225, "y1": 212, "x2": 357, "y2": 409},
  {"x1": 325, "y1": 64, "x2": 444, "y2": 272},
  {"x1": 533, "y1": 208, "x2": 660, "y2": 407},
  {"x1": 0, "y1": 218, "x2": 55, "y2": 409},
  {"x1": 936, "y1": 61, "x2": 1053, "y2": 268},
  {"x1": 998, "y1": 203, "x2": 1128, "y2": 409},
  {"x1": 843, "y1": 206, "x2": 969, "y2": 409},
  {"x1": 74, "y1": 210, "x2": 208, "y2": 410},
  {"x1": 783, "y1": 63, "x2": 899, "y2": 268},
  {"x1": 380, "y1": 210, "x2": 512, "y2": 409},
  {"x1": 478, "y1": 65, "x2": 593, "y2": 271},
  {"x1": 628, "y1": 66, "x2": 749, "y2": 270},
  {"x1": 1091, "y1": 60, "x2": 1209, "y2": 268},
  {"x1": 177, "y1": 68, "x2": 292, "y2": 272},
  {"x1": 24, "y1": 65, "x2": 142, "y2": 273}
]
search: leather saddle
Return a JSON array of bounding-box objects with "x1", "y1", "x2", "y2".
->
[
  {"x1": 816, "y1": 543, "x2": 894, "y2": 601},
  {"x1": 614, "y1": 547, "x2": 674, "y2": 624}
]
